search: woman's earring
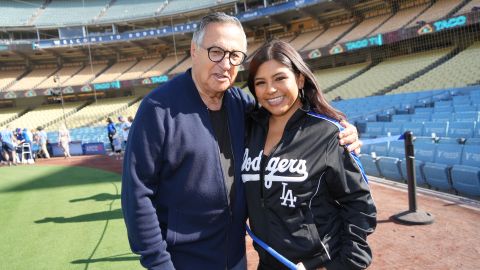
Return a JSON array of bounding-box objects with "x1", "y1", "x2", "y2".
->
[{"x1": 299, "y1": 88, "x2": 305, "y2": 101}]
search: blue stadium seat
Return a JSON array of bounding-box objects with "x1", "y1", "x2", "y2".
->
[
  {"x1": 455, "y1": 111, "x2": 479, "y2": 122},
  {"x1": 359, "y1": 154, "x2": 381, "y2": 177},
  {"x1": 411, "y1": 113, "x2": 431, "y2": 122},
  {"x1": 452, "y1": 96, "x2": 471, "y2": 106},
  {"x1": 377, "y1": 141, "x2": 405, "y2": 182},
  {"x1": 466, "y1": 138, "x2": 480, "y2": 145},
  {"x1": 365, "y1": 122, "x2": 384, "y2": 137},
  {"x1": 433, "y1": 106, "x2": 453, "y2": 113},
  {"x1": 415, "y1": 107, "x2": 433, "y2": 114},
  {"x1": 401, "y1": 143, "x2": 437, "y2": 186},
  {"x1": 431, "y1": 112, "x2": 454, "y2": 122},
  {"x1": 402, "y1": 122, "x2": 424, "y2": 137},
  {"x1": 423, "y1": 144, "x2": 463, "y2": 191},
  {"x1": 423, "y1": 121, "x2": 448, "y2": 137},
  {"x1": 454, "y1": 105, "x2": 477, "y2": 112},
  {"x1": 391, "y1": 114, "x2": 411, "y2": 122},
  {"x1": 451, "y1": 145, "x2": 480, "y2": 196},
  {"x1": 434, "y1": 100, "x2": 452, "y2": 108},
  {"x1": 383, "y1": 122, "x2": 403, "y2": 136},
  {"x1": 447, "y1": 122, "x2": 476, "y2": 139}
]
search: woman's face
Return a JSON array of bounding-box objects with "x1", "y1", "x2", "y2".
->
[{"x1": 253, "y1": 59, "x2": 304, "y2": 119}]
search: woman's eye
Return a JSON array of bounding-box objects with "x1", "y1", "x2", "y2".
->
[
  {"x1": 275, "y1": 76, "x2": 286, "y2": 81},
  {"x1": 255, "y1": 81, "x2": 265, "y2": 86}
]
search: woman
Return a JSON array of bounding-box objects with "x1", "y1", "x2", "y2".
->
[
  {"x1": 242, "y1": 40, "x2": 377, "y2": 270},
  {"x1": 58, "y1": 123, "x2": 71, "y2": 158}
]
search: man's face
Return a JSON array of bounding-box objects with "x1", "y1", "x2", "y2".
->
[{"x1": 191, "y1": 22, "x2": 246, "y2": 96}]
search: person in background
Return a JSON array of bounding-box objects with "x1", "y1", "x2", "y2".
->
[
  {"x1": 58, "y1": 123, "x2": 71, "y2": 158},
  {"x1": 121, "y1": 13, "x2": 362, "y2": 270},
  {"x1": 112, "y1": 131, "x2": 123, "y2": 160},
  {"x1": 243, "y1": 39, "x2": 376, "y2": 270},
  {"x1": 0, "y1": 125, "x2": 17, "y2": 166},
  {"x1": 37, "y1": 126, "x2": 50, "y2": 159},
  {"x1": 118, "y1": 115, "x2": 131, "y2": 150},
  {"x1": 106, "y1": 117, "x2": 116, "y2": 154}
]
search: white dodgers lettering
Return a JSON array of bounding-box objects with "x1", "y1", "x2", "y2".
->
[{"x1": 242, "y1": 148, "x2": 309, "y2": 188}]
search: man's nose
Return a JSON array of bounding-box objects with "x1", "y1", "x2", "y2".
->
[{"x1": 218, "y1": 53, "x2": 232, "y2": 70}]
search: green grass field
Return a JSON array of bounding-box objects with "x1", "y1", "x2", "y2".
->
[{"x1": 0, "y1": 165, "x2": 143, "y2": 270}]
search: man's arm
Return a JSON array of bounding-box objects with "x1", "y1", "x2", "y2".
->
[
  {"x1": 338, "y1": 120, "x2": 362, "y2": 155},
  {"x1": 122, "y1": 98, "x2": 175, "y2": 270}
]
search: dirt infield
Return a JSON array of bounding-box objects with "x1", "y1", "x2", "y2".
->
[{"x1": 36, "y1": 155, "x2": 480, "y2": 269}]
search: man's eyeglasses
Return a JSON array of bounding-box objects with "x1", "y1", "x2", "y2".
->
[{"x1": 203, "y1": 46, "x2": 247, "y2": 66}]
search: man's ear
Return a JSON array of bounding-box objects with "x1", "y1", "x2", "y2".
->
[{"x1": 191, "y1": 41, "x2": 197, "y2": 58}]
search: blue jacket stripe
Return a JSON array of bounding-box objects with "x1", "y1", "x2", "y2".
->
[{"x1": 307, "y1": 112, "x2": 369, "y2": 183}]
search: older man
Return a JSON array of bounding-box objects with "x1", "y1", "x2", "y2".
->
[{"x1": 122, "y1": 12, "x2": 361, "y2": 270}]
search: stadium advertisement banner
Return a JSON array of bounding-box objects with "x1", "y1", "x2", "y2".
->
[
  {"x1": 82, "y1": 142, "x2": 106, "y2": 155},
  {"x1": 302, "y1": 12, "x2": 479, "y2": 59},
  {"x1": 33, "y1": 0, "x2": 325, "y2": 49},
  {"x1": 0, "y1": 75, "x2": 173, "y2": 100},
  {"x1": 33, "y1": 22, "x2": 199, "y2": 49}
]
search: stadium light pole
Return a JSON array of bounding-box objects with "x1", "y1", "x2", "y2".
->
[{"x1": 54, "y1": 74, "x2": 67, "y2": 126}]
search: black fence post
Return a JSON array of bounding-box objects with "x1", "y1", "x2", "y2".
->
[{"x1": 392, "y1": 131, "x2": 435, "y2": 225}]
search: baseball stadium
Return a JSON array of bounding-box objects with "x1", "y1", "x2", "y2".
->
[{"x1": 0, "y1": 0, "x2": 479, "y2": 269}]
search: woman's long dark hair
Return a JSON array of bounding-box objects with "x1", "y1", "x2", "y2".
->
[{"x1": 247, "y1": 39, "x2": 345, "y2": 121}]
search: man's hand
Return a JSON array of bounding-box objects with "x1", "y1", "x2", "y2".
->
[{"x1": 338, "y1": 120, "x2": 362, "y2": 155}]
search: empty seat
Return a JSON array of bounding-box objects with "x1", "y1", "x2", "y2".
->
[
  {"x1": 423, "y1": 121, "x2": 448, "y2": 137},
  {"x1": 453, "y1": 105, "x2": 476, "y2": 112},
  {"x1": 403, "y1": 143, "x2": 437, "y2": 186},
  {"x1": 448, "y1": 122, "x2": 476, "y2": 139},
  {"x1": 377, "y1": 141, "x2": 405, "y2": 182},
  {"x1": 451, "y1": 145, "x2": 480, "y2": 196},
  {"x1": 423, "y1": 144, "x2": 463, "y2": 191},
  {"x1": 431, "y1": 112, "x2": 454, "y2": 122},
  {"x1": 392, "y1": 114, "x2": 411, "y2": 122},
  {"x1": 455, "y1": 111, "x2": 479, "y2": 122},
  {"x1": 433, "y1": 106, "x2": 453, "y2": 113},
  {"x1": 383, "y1": 122, "x2": 403, "y2": 136},
  {"x1": 411, "y1": 113, "x2": 431, "y2": 122},
  {"x1": 365, "y1": 122, "x2": 385, "y2": 137},
  {"x1": 402, "y1": 122, "x2": 424, "y2": 137}
]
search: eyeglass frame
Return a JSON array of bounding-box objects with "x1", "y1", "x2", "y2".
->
[{"x1": 200, "y1": 45, "x2": 247, "y2": 66}]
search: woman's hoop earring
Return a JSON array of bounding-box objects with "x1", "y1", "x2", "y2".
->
[{"x1": 299, "y1": 88, "x2": 305, "y2": 101}]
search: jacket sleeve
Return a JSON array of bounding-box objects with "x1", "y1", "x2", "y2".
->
[
  {"x1": 121, "y1": 97, "x2": 175, "y2": 270},
  {"x1": 324, "y1": 133, "x2": 377, "y2": 270}
]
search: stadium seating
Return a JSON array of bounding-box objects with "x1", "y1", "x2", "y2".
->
[
  {"x1": 141, "y1": 55, "x2": 180, "y2": 78},
  {"x1": 377, "y1": 141, "x2": 405, "y2": 182},
  {"x1": 423, "y1": 144, "x2": 463, "y2": 191},
  {"x1": 406, "y1": 0, "x2": 465, "y2": 28},
  {"x1": 338, "y1": 14, "x2": 391, "y2": 43},
  {"x1": 302, "y1": 23, "x2": 354, "y2": 51},
  {"x1": 392, "y1": 42, "x2": 480, "y2": 93},
  {"x1": 456, "y1": 0, "x2": 480, "y2": 15},
  {"x1": 325, "y1": 48, "x2": 451, "y2": 100},
  {"x1": 35, "y1": 66, "x2": 84, "y2": 89},
  {"x1": 116, "y1": 59, "x2": 162, "y2": 81},
  {"x1": 404, "y1": 142, "x2": 436, "y2": 186},
  {"x1": 34, "y1": 0, "x2": 107, "y2": 26},
  {"x1": 0, "y1": 70, "x2": 24, "y2": 91},
  {"x1": 91, "y1": 61, "x2": 137, "y2": 84},
  {"x1": 0, "y1": 0, "x2": 43, "y2": 27},
  {"x1": 451, "y1": 144, "x2": 480, "y2": 196},
  {"x1": 371, "y1": 4, "x2": 428, "y2": 35},
  {"x1": 447, "y1": 122, "x2": 476, "y2": 139},
  {"x1": 7, "y1": 68, "x2": 57, "y2": 91},
  {"x1": 315, "y1": 63, "x2": 369, "y2": 91},
  {"x1": 62, "y1": 63, "x2": 108, "y2": 87}
]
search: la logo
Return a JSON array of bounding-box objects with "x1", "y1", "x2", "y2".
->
[{"x1": 280, "y1": 183, "x2": 297, "y2": 208}]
